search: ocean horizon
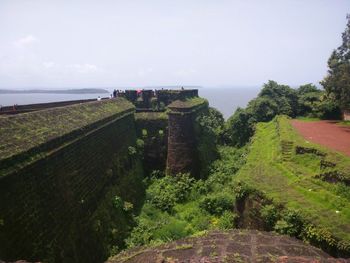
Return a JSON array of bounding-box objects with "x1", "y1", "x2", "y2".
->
[{"x1": 0, "y1": 86, "x2": 261, "y2": 119}]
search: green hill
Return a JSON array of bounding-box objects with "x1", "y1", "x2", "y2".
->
[{"x1": 235, "y1": 116, "x2": 350, "y2": 248}]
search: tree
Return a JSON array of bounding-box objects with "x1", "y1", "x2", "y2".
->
[
  {"x1": 224, "y1": 108, "x2": 254, "y2": 146},
  {"x1": 296, "y1": 84, "x2": 322, "y2": 116},
  {"x1": 321, "y1": 15, "x2": 350, "y2": 110},
  {"x1": 247, "y1": 97, "x2": 278, "y2": 122},
  {"x1": 259, "y1": 80, "x2": 298, "y2": 117}
]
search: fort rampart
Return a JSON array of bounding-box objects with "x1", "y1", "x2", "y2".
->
[
  {"x1": 0, "y1": 89, "x2": 214, "y2": 262},
  {"x1": 166, "y1": 98, "x2": 208, "y2": 178},
  {"x1": 0, "y1": 98, "x2": 144, "y2": 262}
]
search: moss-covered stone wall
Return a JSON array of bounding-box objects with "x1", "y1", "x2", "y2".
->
[
  {"x1": 135, "y1": 112, "x2": 168, "y2": 175},
  {"x1": 166, "y1": 98, "x2": 209, "y2": 178},
  {"x1": 0, "y1": 101, "x2": 145, "y2": 263}
]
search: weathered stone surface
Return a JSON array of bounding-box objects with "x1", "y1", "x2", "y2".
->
[
  {"x1": 108, "y1": 230, "x2": 350, "y2": 263},
  {"x1": 167, "y1": 110, "x2": 198, "y2": 176},
  {"x1": 0, "y1": 100, "x2": 144, "y2": 263}
]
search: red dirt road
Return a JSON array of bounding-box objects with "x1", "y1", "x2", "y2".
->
[{"x1": 291, "y1": 120, "x2": 350, "y2": 157}]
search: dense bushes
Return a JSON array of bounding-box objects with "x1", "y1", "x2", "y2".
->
[
  {"x1": 147, "y1": 173, "x2": 194, "y2": 212},
  {"x1": 195, "y1": 107, "x2": 224, "y2": 177},
  {"x1": 235, "y1": 187, "x2": 350, "y2": 257},
  {"x1": 125, "y1": 146, "x2": 246, "y2": 248},
  {"x1": 224, "y1": 81, "x2": 341, "y2": 146},
  {"x1": 199, "y1": 193, "x2": 234, "y2": 215}
]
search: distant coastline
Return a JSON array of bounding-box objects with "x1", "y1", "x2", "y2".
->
[{"x1": 0, "y1": 88, "x2": 109, "y2": 94}]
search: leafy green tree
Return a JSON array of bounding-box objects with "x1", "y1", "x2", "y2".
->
[
  {"x1": 297, "y1": 83, "x2": 320, "y2": 95},
  {"x1": 259, "y1": 80, "x2": 298, "y2": 117},
  {"x1": 224, "y1": 108, "x2": 254, "y2": 146},
  {"x1": 247, "y1": 97, "x2": 279, "y2": 122},
  {"x1": 224, "y1": 80, "x2": 298, "y2": 146},
  {"x1": 321, "y1": 15, "x2": 350, "y2": 110},
  {"x1": 296, "y1": 84, "x2": 322, "y2": 116}
]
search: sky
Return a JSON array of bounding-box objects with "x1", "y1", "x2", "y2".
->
[{"x1": 0, "y1": 0, "x2": 349, "y2": 89}]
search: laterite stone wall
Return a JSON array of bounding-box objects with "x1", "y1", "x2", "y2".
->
[
  {"x1": 166, "y1": 99, "x2": 207, "y2": 178},
  {"x1": 0, "y1": 102, "x2": 144, "y2": 263},
  {"x1": 135, "y1": 112, "x2": 168, "y2": 175}
]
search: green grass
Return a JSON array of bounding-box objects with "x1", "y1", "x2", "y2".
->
[
  {"x1": 338, "y1": 121, "x2": 350, "y2": 126},
  {"x1": 235, "y1": 116, "x2": 350, "y2": 242},
  {"x1": 135, "y1": 112, "x2": 168, "y2": 120},
  {"x1": 167, "y1": 97, "x2": 207, "y2": 109},
  {"x1": 295, "y1": 116, "x2": 321, "y2": 122},
  {"x1": 279, "y1": 116, "x2": 350, "y2": 177}
]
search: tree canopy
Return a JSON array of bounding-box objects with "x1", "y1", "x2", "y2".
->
[{"x1": 321, "y1": 15, "x2": 350, "y2": 110}]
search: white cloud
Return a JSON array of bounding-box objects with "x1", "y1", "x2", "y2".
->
[
  {"x1": 67, "y1": 63, "x2": 99, "y2": 74},
  {"x1": 174, "y1": 68, "x2": 197, "y2": 77},
  {"x1": 43, "y1": 61, "x2": 55, "y2": 68},
  {"x1": 14, "y1": 35, "x2": 39, "y2": 47},
  {"x1": 137, "y1": 68, "x2": 153, "y2": 77}
]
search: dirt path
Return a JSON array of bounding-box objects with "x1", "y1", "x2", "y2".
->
[{"x1": 291, "y1": 120, "x2": 350, "y2": 157}]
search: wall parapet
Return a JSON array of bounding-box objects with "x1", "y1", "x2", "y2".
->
[{"x1": 0, "y1": 98, "x2": 135, "y2": 177}]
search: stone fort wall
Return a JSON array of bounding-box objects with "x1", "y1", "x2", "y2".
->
[
  {"x1": 0, "y1": 92, "x2": 214, "y2": 262},
  {"x1": 166, "y1": 99, "x2": 209, "y2": 178},
  {"x1": 0, "y1": 100, "x2": 145, "y2": 263}
]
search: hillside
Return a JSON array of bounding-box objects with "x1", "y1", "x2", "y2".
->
[{"x1": 235, "y1": 116, "x2": 350, "y2": 252}]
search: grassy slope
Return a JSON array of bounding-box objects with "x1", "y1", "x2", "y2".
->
[{"x1": 235, "y1": 116, "x2": 350, "y2": 242}]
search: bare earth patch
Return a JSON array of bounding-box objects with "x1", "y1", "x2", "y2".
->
[{"x1": 291, "y1": 120, "x2": 350, "y2": 157}]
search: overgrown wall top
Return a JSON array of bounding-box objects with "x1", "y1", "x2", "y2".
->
[{"x1": 0, "y1": 98, "x2": 133, "y2": 176}]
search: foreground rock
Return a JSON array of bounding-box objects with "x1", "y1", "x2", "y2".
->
[{"x1": 108, "y1": 230, "x2": 349, "y2": 263}]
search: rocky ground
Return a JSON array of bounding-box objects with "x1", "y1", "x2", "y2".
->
[{"x1": 108, "y1": 230, "x2": 349, "y2": 263}]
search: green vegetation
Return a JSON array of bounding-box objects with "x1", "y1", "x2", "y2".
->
[
  {"x1": 235, "y1": 116, "x2": 350, "y2": 255},
  {"x1": 195, "y1": 107, "x2": 224, "y2": 177},
  {"x1": 119, "y1": 112, "x2": 350, "y2": 257},
  {"x1": 167, "y1": 97, "x2": 208, "y2": 110},
  {"x1": 223, "y1": 81, "x2": 341, "y2": 147},
  {"x1": 321, "y1": 15, "x2": 350, "y2": 111},
  {"x1": 124, "y1": 146, "x2": 248, "y2": 249},
  {"x1": 135, "y1": 112, "x2": 168, "y2": 121}
]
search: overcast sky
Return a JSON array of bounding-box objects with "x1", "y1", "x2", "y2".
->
[{"x1": 0, "y1": 0, "x2": 349, "y2": 88}]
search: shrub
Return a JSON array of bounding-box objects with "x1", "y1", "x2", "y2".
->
[
  {"x1": 125, "y1": 218, "x2": 155, "y2": 248},
  {"x1": 147, "y1": 173, "x2": 194, "y2": 212},
  {"x1": 128, "y1": 146, "x2": 137, "y2": 156},
  {"x1": 303, "y1": 225, "x2": 338, "y2": 253},
  {"x1": 113, "y1": 196, "x2": 123, "y2": 210},
  {"x1": 218, "y1": 211, "x2": 238, "y2": 230},
  {"x1": 274, "y1": 210, "x2": 305, "y2": 237},
  {"x1": 136, "y1": 138, "x2": 144, "y2": 149},
  {"x1": 199, "y1": 193, "x2": 234, "y2": 215},
  {"x1": 233, "y1": 181, "x2": 254, "y2": 201},
  {"x1": 260, "y1": 204, "x2": 280, "y2": 230},
  {"x1": 153, "y1": 218, "x2": 189, "y2": 241},
  {"x1": 142, "y1": 129, "x2": 148, "y2": 137},
  {"x1": 192, "y1": 179, "x2": 210, "y2": 196}
]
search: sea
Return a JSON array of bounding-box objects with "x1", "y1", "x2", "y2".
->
[{"x1": 0, "y1": 87, "x2": 260, "y2": 119}]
